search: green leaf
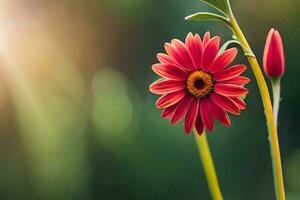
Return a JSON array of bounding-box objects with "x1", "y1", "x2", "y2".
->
[
  {"x1": 218, "y1": 39, "x2": 240, "y2": 55},
  {"x1": 217, "y1": 39, "x2": 255, "y2": 58},
  {"x1": 185, "y1": 12, "x2": 230, "y2": 25},
  {"x1": 200, "y1": 0, "x2": 231, "y2": 15}
]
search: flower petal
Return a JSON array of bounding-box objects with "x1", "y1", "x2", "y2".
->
[
  {"x1": 161, "y1": 103, "x2": 178, "y2": 118},
  {"x1": 209, "y1": 48, "x2": 238, "y2": 74},
  {"x1": 214, "y1": 83, "x2": 248, "y2": 97},
  {"x1": 150, "y1": 79, "x2": 186, "y2": 94},
  {"x1": 210, "y1": 93, "x2": 240, "y2": 115},
  {"x1": 171, "y1": 39, "x2": 194, "y2": 70},
  {"x1": 152, "y1": 63, "x2": 188, "y2": 80},
  {"x1": 185, "y1": 33, "x2": 203, "y2": 69},
  {"x1": 195, "y1": 113, "x2": 204, "y2": 135},
  {"x1": 203, "y1": 32, "x2": 211, "y2": 46},
  {"x1": 220, "y1": 76, "x2": 250, "y2": 85},
  {"x1": 164, "y1": 41, "x2": 193, "y2": 71},
  {"x1": 207, "y1": 97, "x2": 230, "y2": 126},
  {"x1": 164, "y1": 43, "x2": 190, "y2": 71},
  {"x1": 214, "y1": 65, "x2": 247, "y2": 81},
  {"x1": 184, "y1": 98, "x2": 199, "y2": 133},
  {"x1": 157, "y1": 53, "x2": 179, "y2": 66},
  {"x1": 230, "y1": 97, "x2": 246, "y2": 110},
  {"x1": 156, "y1": 90, "x2": 186, "y2": 108},
  {"x1": 200, "y1": 98, "x2": 214, "y2": 131},
  {"x1": 201, "y1": 36, "x2": 220, "y2": 71},
  {"x1": 171, "y1": 95, "x2": 194, "y2": 124}
]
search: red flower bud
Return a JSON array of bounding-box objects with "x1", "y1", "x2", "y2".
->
[{"x1": 263, "y1": 28, "x2": 285, "y2": 78}]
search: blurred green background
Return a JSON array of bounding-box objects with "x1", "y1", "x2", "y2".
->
[{"x1": 0, "y1": 0, "x2": 299, "y2": 199}]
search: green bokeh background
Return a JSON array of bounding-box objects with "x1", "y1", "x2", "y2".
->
[{"x1": 0, "y1": 0, "x2": 299, "y2": 199}]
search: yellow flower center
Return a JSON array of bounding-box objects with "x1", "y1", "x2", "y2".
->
[{"x1": 186, "y1": 70, "x2": 213, "y2": 98}]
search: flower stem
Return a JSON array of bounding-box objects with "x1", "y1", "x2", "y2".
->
[
  {"x1": 193, "y1": 129, "x2": 223, "y2": 200},
  {"x1": 271, "y1": 79, "x2": 281, "y2": 127},
  {"x1": 228, "y1": 14, "x2": 285, "y2": 200}
]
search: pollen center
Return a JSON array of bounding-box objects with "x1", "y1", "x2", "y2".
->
[{"x1": 186, "y1": 70, "x2": 213, "y2": 98}]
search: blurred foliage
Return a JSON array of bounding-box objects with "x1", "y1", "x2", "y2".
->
[{"x1": 0, "y1": 0, "x2": 299, "y2": 200}]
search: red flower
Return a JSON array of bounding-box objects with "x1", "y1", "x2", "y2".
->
[
  {"x1": 150, "y1": 32, "x2": 250, "y2": 134},
  {"x1": 263, "y1": 28, "x2": 285, "y2": 78}
]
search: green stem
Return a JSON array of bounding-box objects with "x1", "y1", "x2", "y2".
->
[
  {"x1": 193, "y1": 129, "x2": 223, "y2": 200},
  {"x1": 227, "y1": 10, "x2": 285, "y2": 200}
]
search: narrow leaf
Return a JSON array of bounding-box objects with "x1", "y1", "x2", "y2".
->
[
  {"x1": 185, "y1": 12, "x2": 230, "y2": 25},
  {"x1": 218, "y1": 39, "x2": 255, "y2": 58},
  {"x1": 218, "y1": 40, "x2": 240, "y2": 55}
]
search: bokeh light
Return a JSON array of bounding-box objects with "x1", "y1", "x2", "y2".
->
[{"x1": 92, "y1": 68, "x2": 134, "y2": 136}]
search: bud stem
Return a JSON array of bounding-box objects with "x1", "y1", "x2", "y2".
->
[{"x1": 271, "y1": 79, "x2": 281, "y2": 127}]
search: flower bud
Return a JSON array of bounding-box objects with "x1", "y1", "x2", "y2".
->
[{"x1": 263, "y1": 28, "x2": 285, "y2": 78}]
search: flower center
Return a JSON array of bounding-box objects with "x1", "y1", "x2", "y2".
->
[{"x1": 186, "y1": 70, "x2": 213, "y2": 98}]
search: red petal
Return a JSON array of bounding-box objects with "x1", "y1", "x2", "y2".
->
[
  {"x1": 230, "y1": 97, "x2": 246, "y2": 110},
  {"x1": 200, "y1": 98, "x2": 214, "y2": 132},
  {"x1": 214, "y1": 65, "x2": 247, "y2": 81},
  {"x1": 214, "y1": 83, "x2": 248, "y2": 97},
  {"x1": 207, "y1": 97, "x2": 230, "y2": 127},
  {"x1": 210, "y1": 93, "x2": 240, "y2": 115},
  {"x1": 157, "y1": 53, "x2": 180, "y2": 67},
  {"x1": 201, "y1": 36, "x2": 220, "y2": 71},
  {"x1": 220, "y1": 76, "x2": 250, "y2": 85},
  {"x1": 156, "y1": 90, "x2": 186, "y2": 108},
  {"x1": 171, "y1": 95, "x2": 194, "y2": 124},
  {"x1": 185, "y1": 33, "x2": 203, "y2": 69},
  {"x1": 203, "y1": 32, "x2": 211, "y2": 46},
  {"x1": 184, "y1": 98, "x2": 199, "y2": 133},
  {"x1": 150, "y1": 80, "x2": 186, "y2": 94},
  {"x1": 164, "y1": 43, "x2": 190, "y2": 71},
  {"x1": 171, "y1": 39, "x2": 194, "y2": 70},
  {"x1": 209, "y1": 48, "x2": 238, "y2": 74},
  {"x1": 152, "y1": 63, "x2": 188, "y2": 80},
  {"x1": 195, "y1": 113, "x2": 204, "y2": 135},
  {"x1": 161, "y1": 103, "x2": 178, "y2": 118}
]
